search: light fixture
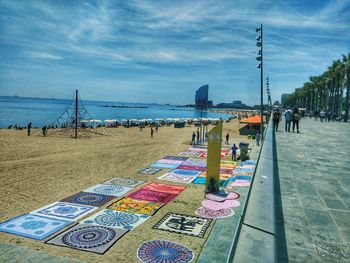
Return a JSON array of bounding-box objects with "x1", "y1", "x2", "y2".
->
[
  {"x1": 256, "y1": 64, "x2": 261, "y2": 68},
  {"x1": 256, "y1": 56, "x2": 262, "y2": 61}
]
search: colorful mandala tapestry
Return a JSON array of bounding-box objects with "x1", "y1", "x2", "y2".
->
[
  {"x1": 82, "y1": 209, "x2": 149, "y2": 230},
  {"x1": 139, "y1": 167, "x2": 162, "y2": 175},
  {"x1": 195, "y1": 207, "x2": 234, "y2": 219},
  {"x1": 137, "y1": 240, "x2": 194, "y2": 263},
  {"x1": 0, "y1": 214, "x2": 71, "y2": 240},
  {"x1": 61, "y1": 192, "x2": 114, "y2": 207},
  {"x1": 103, "y1": 178, "x2": 145, "y2": 188},
  {"x1": 46, "y1": 224, "x2": 127, "y2": 254},
  {"x1": 158, "y1": 173, "x2": 197, "y2": 184},
  {"x1": 84, "y1": 184, "x2": 133, "y2": 197},
  {"x1": 30, "y1": 202, "x2": 97, "y2": 221},
  {"x1": 142, "y1": 183, "x2": 185, "y2": 195},
  {"x1": 127, "y1": 189, "x2": 178, "y2": 204},
  {"x1": 108, "y1": 198, "x2": 163, "y2": 215}
]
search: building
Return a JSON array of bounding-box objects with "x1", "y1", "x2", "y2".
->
[
  {"x1": 195, "y1": 85, "x2": 209, "y2": 108},
  {"x1": 281, "y1": 94, "x2": 290, "y2": 107},
  {"x1": 216, "y1": 100, "x2": 248, "y2": 109}
]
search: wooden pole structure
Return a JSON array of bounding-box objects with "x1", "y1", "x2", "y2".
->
[{"x1": 75, "y1": 89, "x2": 78, "y2": 139}]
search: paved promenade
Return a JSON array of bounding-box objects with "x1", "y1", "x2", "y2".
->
[{"x1": 275, "y1": 118, "x2": 350, "y2": 262}]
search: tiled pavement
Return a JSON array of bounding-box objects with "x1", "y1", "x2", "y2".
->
[{"x1": 275, "y1": 118, "x2": 350, "y2": 262}]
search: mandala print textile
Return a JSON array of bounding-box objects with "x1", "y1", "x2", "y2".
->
[
  {"x1": 137, "y1": 240, "x2": 194, "y2": 263},
  {"x1": 195, "y1": 207, "x2": 234, "y2": 219},
  {"x1": 155, "y1": 159, "x2": 184, "y2": 165},
  {"x1": 228, "y1": 180, "x2": 251, "y2": 187},
  {"x1": 199, "y1": 172, "x2": 231, "y2": 180},
  {"x1": 232, "y1": 169, "x2": 253, "y2": 176},
  {"x1": 127, "y1": 189, "x2": 178, "y2": 204},
  {"x1": 187, "y1": 147, "x2": 207, "y2": 152},
  {"x1": 0, "y1": 214, "x2": 71, "y2": 240},
  {"x1": 182, "y1": 158, "x2": 207, "y2": 167},
  {"x1": 150, "y1": 162, "x2": 180, "y2": 169},
  {"x1": 177, "y1": 165, "x2": 206, "y2": 172},
  {"x1": 221, "y1": 160, "x2": 237, "y2": 166},
  {"x1": 46, "y1": 224, "x2": 128, "y2": 254},
  {"x1": 170, "y1": 169, "x2": 201, "y2": 177},
  {"x1": 139, "y1": 167, "x2": 161, "y2": 175},
  {"x1": 192, "y1": 177, "x2": 206, "y2": 184},
  {"x1": 205, "y1": 192, "x2": 240, "y2": 202},
  {"x1": 108, "y1": 198, "x2": 163, "y2": 215},
  {"x1": 30, "y1": 202, "x2": 97, "y2": 222},
  {"x1": 102, "y1": 178, "x2": 145, "y2": 188},
  {"x1": 178, "y1": 151, "x2": 201, "y2": 158},
  {"x1": 235, "y1": 175, "x2": 252, "y2": 181},
  {"x1": 82, "y1": 209, "x2": 149, "y2": 230},
  {"x1": 202, "y1": 199, "x2": 240, "y2": 211},
  {"x1": 142, "y1": 183, "x2": 185, "y2": 194},
  {"x1": 61, "y1": 192, "x2": 115, "y2": 207},
  {"x1": 84, "y1": 184, "x2": 133, "y2": 197},
  {"x1": 163, "y1": 156, "x2": 189, "y2": 161},
  {"x1": 152, "y1": 213, "x2": 212, "y2": 238},
  {"x1": 241, "y1": 160, "x2": 257, "y2": 166},
  {"x1": 220, "y1": 168, "x2": 233, "y2": 175},
  {"x1": 158, "y1": 173, "x2": 197, "y2": 184}
]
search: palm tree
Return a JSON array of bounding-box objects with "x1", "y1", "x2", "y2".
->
[{"x1": 343, "y1": 54, "x2": 350, "y2": 122}]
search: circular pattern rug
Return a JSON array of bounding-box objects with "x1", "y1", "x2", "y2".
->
[
  {"x1": 202, "y1": 199, "x2": 240, "y2": 210},
  {"x1": 74, "y1": 193, "x2": 107, "y2": 204},
  {"x1": 205, "y1": 192, "x2": 240, "y2": 202},
  {"x1": 137, "y1": 240, "x2": 194, "y2": 263},
  {"x1": 62, "y1": 226, "x2": 116, "y2": 249},
  {"x1": 195, "y1": 206, "x2": 234, "y2": 219},
  {"x1": 93, "y1": 185, "x2": 125, "y2": 195},
  {"x1": 108, "y1": 178, "x2": 141, "y2": 187}
]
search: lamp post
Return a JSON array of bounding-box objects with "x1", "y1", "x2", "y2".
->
[
  {"x1": 256, "y1": 24, "x2": 263, "y2": 138},
  {"x1": 266, "y1": 76, "x2": 272, "y2": 122}
]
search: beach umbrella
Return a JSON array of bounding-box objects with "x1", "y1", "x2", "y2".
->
[
  {"x1": 130, "y1": 119, "x2": 138, "y2": 122},
  {"x1": 121, "y1": 119, "x2": 127, "y2": 122},
  {"x1": 146, "y1": 119, "x2": 153, "y2": 122},
  {"x1": 89, "y1": 119, "x2": 102, "y2": 123},
  {"x1": 80, "y1": 120, "x2": 89, "y2": 123},
  {"x1": 139, "y1": 119, "x2": 146, "y2": 123}
]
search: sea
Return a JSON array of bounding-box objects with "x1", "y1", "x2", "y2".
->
[{"x1": 0, "y1": 96, "x2": 231, "y2": 128}]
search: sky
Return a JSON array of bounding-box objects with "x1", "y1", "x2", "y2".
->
[{"x1": 0, "y1": 0, "x2": 349, "y2": 105}]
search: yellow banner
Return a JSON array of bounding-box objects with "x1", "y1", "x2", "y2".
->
[{"x1": 206, "y1": 121, "x2": 222, "y2": 192}]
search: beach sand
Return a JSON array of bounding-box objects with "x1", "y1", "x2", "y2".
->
[{"x1": 0, "y1": 119, "x2": 253, "y2": 262}]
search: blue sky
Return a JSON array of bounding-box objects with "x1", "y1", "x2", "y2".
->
[{"x1": 0, "y1": 0, "x2": 349, "y2": 105}]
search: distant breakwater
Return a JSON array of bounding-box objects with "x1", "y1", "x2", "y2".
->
[{"x1": 102, "y1": 105, "x2": 148, "y2": 108}]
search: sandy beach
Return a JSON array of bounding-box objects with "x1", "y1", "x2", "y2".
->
[{"x1": 0, "y1": 119, "x2": 253, "y2": 262}]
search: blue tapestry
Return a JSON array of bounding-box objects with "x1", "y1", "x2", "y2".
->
[{"x1": 0, "y1": 214, "x2": 71, "y2": 240}]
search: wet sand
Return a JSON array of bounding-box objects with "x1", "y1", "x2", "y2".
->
[{"x1": 0, "y1": 119, "x2": 253, "y2": 262}]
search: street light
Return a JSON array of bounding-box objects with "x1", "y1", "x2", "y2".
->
[{"x1": 256, "y1": 24, "x2": 263, "y2": 139}]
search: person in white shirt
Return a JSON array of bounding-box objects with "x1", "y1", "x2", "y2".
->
[{"x1": 284, "y1": 107, "x2": 292, "y2": 132}]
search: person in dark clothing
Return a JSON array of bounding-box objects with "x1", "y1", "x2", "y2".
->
[
  {"x1": 27, "y1": 122, "x2": 32, "y2": 136},
  {"x1": 225, "y1": 133, "x2": 229, "y2": 145},
  {"x1": 273, "y1": 108, "x2": 281, "y2": 131},
  {"x1": 292, "y1": 108, "x2": 300, "y2": 133},
  {"x1": 231, "y1": 143, "x2": 238, "y2": 161},
  {"x1": 191, "y1": 131, "x2": 196, "y2": 146},
  {"x1": 42, "y1": 125, "x2": 47, "y2": 137},
  {"x1": 150, "y1": 127, "x2": 154, "y2": 138},
  {"x1": 196, "y1": 128, "x2": 200, "y2": 144}
]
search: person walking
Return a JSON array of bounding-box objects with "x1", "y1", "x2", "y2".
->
[
  {"x1": 320, "y1": 109, "x2": 326, "y2": 122},
  {"x1": 42, "y1": 125, "x2": 47, "y2": 137},
  {"x1": 273, "y1": 108, "x2": 281, "y2": 131},
  {"x1": 191, "y1": 131, "x2": 196, "y2": 146},
  {"x1": 231, "y1": 143, "x2": 238, "y2": 161},
  {"x1": 225, "y1": 132, "x2": 229, "y2": 145},
  {"x1": 255, "y1": 133, "x2": 261, "y2": 146},
  {"x1": 150, "y1": 127, "x2": 154, "y2": 138},
  {"x1": 284, "y1": 107, "x2": 292, "y2": 132},
  {"x1": 292, "y1": 108, "x2": 300, "y2": 133},
  {"x1": 27, "y1": 122, "x2": 32, "y2": 136}
]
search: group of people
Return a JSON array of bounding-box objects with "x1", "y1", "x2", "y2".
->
[{"x1": 273, "y1": 107, "x2": 301, "y2": 133}]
